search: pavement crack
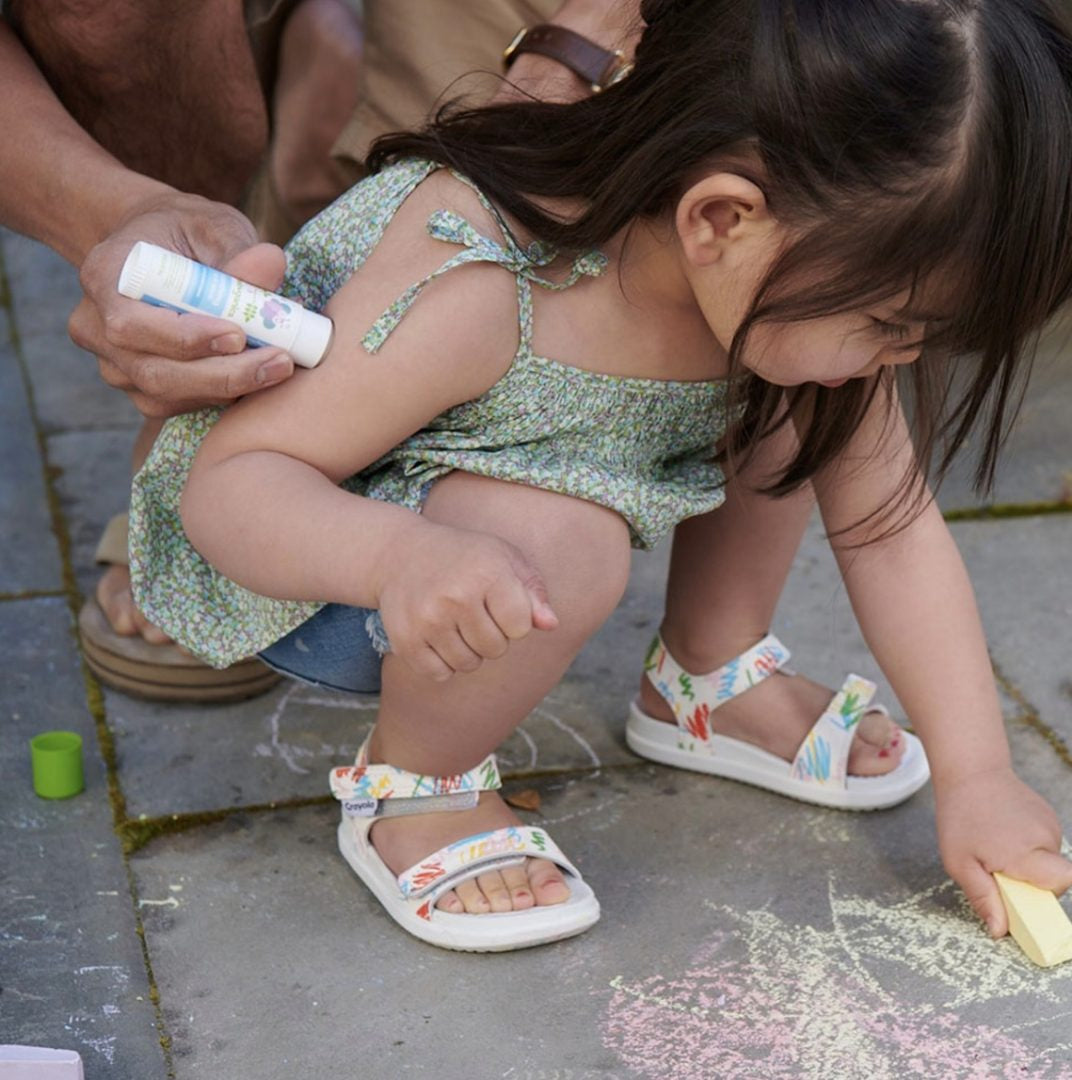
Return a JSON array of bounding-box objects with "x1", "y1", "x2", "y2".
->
[{"x1": 993, "y1": 659, "x2": 1072, "y2": 772}]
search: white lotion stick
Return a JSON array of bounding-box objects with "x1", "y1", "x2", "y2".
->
[{"x1": 117, "y1": 241, "x2": 333, "y2": 368}]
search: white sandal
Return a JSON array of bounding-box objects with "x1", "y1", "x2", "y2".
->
[
  {"x1": 329, "y1": 738, "x2": 600, "y2": 951},
  {"x1": 625, "y1": 633, "x2": 930, "y2": 811}
]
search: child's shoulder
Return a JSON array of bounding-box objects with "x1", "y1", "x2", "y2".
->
[{"x1": 314, "y1": 164, "x2": 527, "y2": 401}]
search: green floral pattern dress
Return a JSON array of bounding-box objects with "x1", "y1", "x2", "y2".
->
[{"x1": 129, "y1": 159, "x2": 738, "y2": 667}]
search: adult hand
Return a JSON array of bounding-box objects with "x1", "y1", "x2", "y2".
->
[{"x1": 69, "y1": 190, "x2": 295, "y2": 417}]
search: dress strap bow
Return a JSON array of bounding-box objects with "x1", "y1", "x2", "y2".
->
[{"x1": 362, "y1": 208, "x2": 607, "y2": 354}]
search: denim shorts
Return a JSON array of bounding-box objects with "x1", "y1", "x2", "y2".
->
[{"x1": 257, "y1": 604, "x2": 389, "y2": 694}]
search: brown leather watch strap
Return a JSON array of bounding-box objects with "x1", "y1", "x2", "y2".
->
[{"x1": 503, "y1": 24, "x2": 630, "y2": 92}]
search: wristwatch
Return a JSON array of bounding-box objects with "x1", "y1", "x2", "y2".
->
[{"x1": 503, "y1": 24, "x2": 633, "y2": 93}]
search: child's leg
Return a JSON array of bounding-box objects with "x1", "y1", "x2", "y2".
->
[
  {"x1": 640, "y1": 419, "x2": 906, "y2": 776},
  {"x1": 368, "y1": 472, "x2": 633, "y2": 915}
]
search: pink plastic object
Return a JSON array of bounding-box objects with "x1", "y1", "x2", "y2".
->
[{"x1": 0, "y1": 1046, "x2": 84, "y2": 1079}]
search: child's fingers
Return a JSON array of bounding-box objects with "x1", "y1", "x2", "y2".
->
[
  {"x1": 427, "y1": 629, "x2": 484, "y2": 676},
  {"x1": 1006, "y1": 848, "x2": 1072, "y2": 896},
  {"x1": 956, "y1": 862, "x2": 1008, "y2": 938},
  {"x1": 403, "y1": 642, "x2": 455, "y2": 683},
  {"x1": 458, "y1": 609, "x2": 511, "y2": 661},
  {"x1": 523, "y1": 576, "x2": 558, "y2": 632},
  {"x1": 485, "y1": 578, "x2": 539, "y2": 641}
]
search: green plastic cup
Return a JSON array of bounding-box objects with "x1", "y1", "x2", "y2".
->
[{"x1": 30, "y1": 731, "x2": 84, "y2": 799}]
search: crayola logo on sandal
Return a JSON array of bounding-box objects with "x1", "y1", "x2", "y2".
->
[{"x1": 343, "y1": 797, "x2": 379, "y2": 817}]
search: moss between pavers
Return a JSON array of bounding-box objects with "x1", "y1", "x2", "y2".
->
[
  {"x1": 944, "y1": 501, "x2": 1072, "y2": 522},
  {"x1": 994, "y1": 662, "x2": 1072, "y2": 772}
]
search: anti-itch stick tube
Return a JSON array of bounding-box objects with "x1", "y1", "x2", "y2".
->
[{"x1": 117, "y1": 241, "x2": 334, "y2": 368}]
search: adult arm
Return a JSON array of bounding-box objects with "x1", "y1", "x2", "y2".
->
[
  {"x1": 0, "y1": 6, "x2": 292, "y2": 414},
  {"x1": 495, "y1": 0, "x2": 641, "y2": 103}
]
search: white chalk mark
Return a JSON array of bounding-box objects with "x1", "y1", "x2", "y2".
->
[
  {"x1": 95, "y1": 890, "x2": 119, "y2": 897},
  {"x1": 82, "y1": 1036, "x2": 116, "y2": 1065},
  {"x1": 137, "y1": 897, "x2": 180, "y2": 909},
  {"x1": 266, "y1": 683, "x2": 307, "y2": 774},
  {"x1": 534, "y1": 707, "x2": 601, "y2": 769},
  {"x1": 292, "y1": 690, "x2": 380, "y2": 711},
  {"x1": 516, "y1": 725, "x2": 539, "y2": 770}
]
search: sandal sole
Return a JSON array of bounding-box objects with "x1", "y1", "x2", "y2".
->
[
  {"x1": 79, "y1": 597, "x2": 281, "y2": 703},
  {"x1": 337, "y1": 819, "x2": 601, "y2": 952},
  {"x1": 626, "y1": 701, "x2": 930, "y2": 811}
]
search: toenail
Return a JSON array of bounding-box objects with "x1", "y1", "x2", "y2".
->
[{"x1": 878, "y1": 749, "x2": 890, "y2": 759}]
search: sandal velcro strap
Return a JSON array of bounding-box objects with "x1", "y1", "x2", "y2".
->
[
  {"x1": 329, "y1": 751, "x2": 502, "y2": 819},
  {"x1": 397, "y1": 825, "x2": 576, "y2": 906},
  {"x1": 643, "y1": 632, "x2": 791, "y2": 750},
  {"x1": 790, "y1": 674, "x2": 877, "y2": 788}
]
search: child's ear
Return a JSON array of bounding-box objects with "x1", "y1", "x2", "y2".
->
[{"x1": 675, "y1": 173, "x2": 772, "y2": 268}]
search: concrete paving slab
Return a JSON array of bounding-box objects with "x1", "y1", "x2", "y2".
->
[
  {"x1": 935, "y1": 320, "x2": 1072, "y2": 512},
  {"x1": 103, "y1": 606, "x2": 646, "y2": 821},
  {"x1": 0, "y1": 231, "x2": 141, "y2": 435},
  {"x1": 0, "y1": 342, "x2": 63, "y2": 594},
  {"x1": 0, "y1": 598, "x2": 166, "y2": 1080},
  {"x1": 46, "y1": 430, "x2": 137, "y2": 599},
  {"x1": 130, "y1": 705, "x2": 1072, "y2": 1080},
  {"x1": 102, "y1": 512, "x2": 927, "y2": 821},
  {"x1": 953, "y1": 515, "x2": 1072, "y2": 750}
]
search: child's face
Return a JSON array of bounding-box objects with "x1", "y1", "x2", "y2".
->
[
  {"x1": 675, "y1": 174, "x2": 928, "y2": 387},
  {"x1": 740, "y1": 299, "x2": 925, "y2": 388}
]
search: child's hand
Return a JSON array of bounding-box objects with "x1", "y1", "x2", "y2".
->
[
  {"x1": 935, "y1": 765, "x2": 1072, "y2": 937},
  {"x1": 375, "y1": 522, "x2": 559, "y2": 681}
]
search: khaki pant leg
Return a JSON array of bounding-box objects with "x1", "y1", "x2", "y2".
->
[
  {"x1": 332, "y1": 0, "x2": 560, "y2": 180},
  {"x1": 247, "y1": 0, "x2": 558, "y2": 243}
]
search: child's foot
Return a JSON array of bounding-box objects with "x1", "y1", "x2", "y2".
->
[
  {"x1": 638, "y1": 653, "x2": 906, "y2": 777},
  {"x1": 369, "y1": 791, "x2": 571, "y2": 915}
]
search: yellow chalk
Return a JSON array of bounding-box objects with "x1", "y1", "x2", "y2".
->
[{"x1": 993, "y1": 872, "x2": 1072, "y2": 968}]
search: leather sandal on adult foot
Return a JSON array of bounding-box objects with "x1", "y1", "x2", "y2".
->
[
  {"x1": 625, "y1": 633, "x2": 930, "y2": 811},
  {"x1": 78, "y1": 512, "x2": 280, "y2": 703},
  {"x1": 329, "y1": 738, "x2": 600, "y2": 952}
]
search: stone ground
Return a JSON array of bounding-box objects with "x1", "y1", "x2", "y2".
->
[{"x1": 1, "y1": 228, "x2": 1071, "y2": 1080}]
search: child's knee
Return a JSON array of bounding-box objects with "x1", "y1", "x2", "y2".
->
[{"x1": 422, "y1": 472, "x2": 631, "y2": 634}]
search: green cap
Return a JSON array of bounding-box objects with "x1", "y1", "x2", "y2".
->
[{"x1": 30, "y1": 731, "x2": 84, "y2": 799}]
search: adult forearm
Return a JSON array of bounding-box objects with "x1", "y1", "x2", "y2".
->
[
  {"x1": 0, "y1": 20, "x2": 173, "y2": 263},
  {"x1": 832, "y1": 503, "x2": 1012, "y2": 786},
  {"x1": 181, "y1": 451, "x2": 422, "y2": 609},
  {"x1": 500, "y1": 0, "x2": 641, "y2": 101}
]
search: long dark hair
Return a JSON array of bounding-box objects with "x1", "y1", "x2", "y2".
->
[{"x1": 369, "y1": 0, "x2": 1072, "y2": 531}]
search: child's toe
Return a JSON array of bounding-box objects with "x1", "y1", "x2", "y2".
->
[
  {"x1": 849, "y1": 712, "x2": 907, "y2": 776},
  {"x1": 501, "y1": 865, "x2": 536, "y2": 909},
  {"x1": 529, "y1": 859, "x2": 571, "y2": 906},
  {"x1": 476, "y1": 870, "x2": 515, "y2": 912},
  {"x1": 453, "y1": 878, "x2": 492, "y2": 914},
  {"x1": 435, "y1": 889, "x2": 464, "y2": 913}
]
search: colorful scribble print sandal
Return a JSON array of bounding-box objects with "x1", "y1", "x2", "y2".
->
[
  {"x1": 625, "y1": 633, "x2": 930, "y2": 810},
  {"x1": 329, "y1": 738, "x2": 601, "y2": 952}
]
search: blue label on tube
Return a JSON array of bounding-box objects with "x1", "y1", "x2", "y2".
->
[{"x1": 183, "y1": 262, "x2": 232, "y2": 316}]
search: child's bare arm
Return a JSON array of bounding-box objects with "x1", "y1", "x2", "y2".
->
[
  {"x1": 179, "y1": 177, "x2": 557, "y2": 679},
  {"x1": 809, "y1": 381, "x2": 1072, "y2": 933}
]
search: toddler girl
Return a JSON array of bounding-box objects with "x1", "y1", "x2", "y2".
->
[{"x1": 130, "y1": 0, "x2": 1072, "y2": 951}]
